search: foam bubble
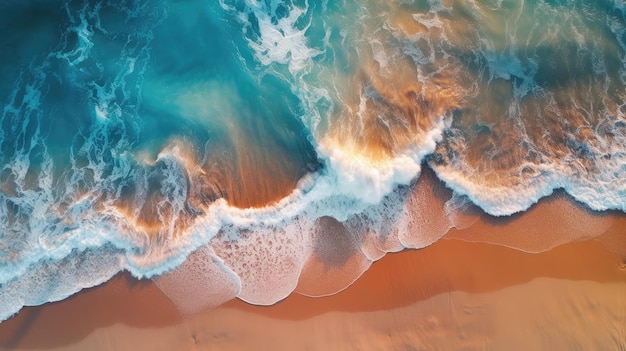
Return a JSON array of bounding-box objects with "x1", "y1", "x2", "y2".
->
[
  {"x1": 444, "y1": 191, "x2": 617, "y2": 253},
  {"x1": 317, "y1": 114, "x2": 450, "y2": 205},
  {"x1": 152, "y1": 246, "x2": 241, "y2": 314},
  {"x1": 0, "y1": 247, "x2": 123, "y2": 321},
  {"x1": 225, "y1": 0, "x2": 322, "y2": 76},
  {"x1": 209, "y1": 221, "x2": 309, "y2": 305}
]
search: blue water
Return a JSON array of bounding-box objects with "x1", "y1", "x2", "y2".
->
[{"x1": 1, "y1": 0, "x2": 626, "y2": 320}]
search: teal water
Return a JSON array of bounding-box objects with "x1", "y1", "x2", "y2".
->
[{"x1": 1, "y1": 0, "x2": 626, "y2": 320}]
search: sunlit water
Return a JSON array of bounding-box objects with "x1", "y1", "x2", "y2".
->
[{"x1": 1, "y1": 0, "x2": 625, "y2": 319}]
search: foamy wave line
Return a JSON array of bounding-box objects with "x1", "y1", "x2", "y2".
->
[
  {"x1": 0, "y1": 111, "x2": 452, "y2": 321},
  {"x1": 2, "y1": 111, "x2": 625, "y2": 321},
  {"x1": 3, "y1": 0, "x2": 626, "y2": 323},
  {"x1": 148, "y1": 113, "x2": 626, "y2": 311},
  {"x1": 429, "y1": 126, "x2": 626, "y2": 216}
]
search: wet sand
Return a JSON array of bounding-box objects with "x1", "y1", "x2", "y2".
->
[{"x1": 0, "y1": 226, "x2": 624, "y2": 351}]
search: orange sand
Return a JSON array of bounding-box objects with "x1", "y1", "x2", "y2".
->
[{"x1": 0, "y1": 232, "x2": 624, "y2": 350}]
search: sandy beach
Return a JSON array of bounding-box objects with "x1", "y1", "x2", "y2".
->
[
  {"x1": 2, "y1": 2, "x2": 626, "y2": 351},
  {"x1": 0, "y1": 215, "x2": 624, "y2": 351}
]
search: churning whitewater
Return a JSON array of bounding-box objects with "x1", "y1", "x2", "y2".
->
[{"x1": 1, "y1": 0, "x2": 626, "y2": 320}]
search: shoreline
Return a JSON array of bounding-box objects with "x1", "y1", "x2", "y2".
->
[{"x1": 1, "y1": 231, "x2": 624, "y2": 350}]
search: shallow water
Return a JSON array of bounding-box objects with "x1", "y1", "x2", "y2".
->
[{"x1": 1, "y1": 0, "x2": 625, "y2": 320}]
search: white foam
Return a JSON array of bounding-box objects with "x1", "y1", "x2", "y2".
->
[
  {"x1": 317, "y1": 115, "x2": 450, "y2": 205},
  {"x1": 0, "y1": 0, "x2": 464, "y2": 319},
  {"x1": 0, "y1": 0, "x2": 167, "y2": 321},
  {"x1": 56, "y1": 3, "x2": 95, "y2": 66},
  {"x1": 4, "y1": 0, "x2": 626, "y2": 323},
  {"x1": 444, "y1": 193, "x2": 480, "y2": 230},
  {"x1": 232, "y1": 0, "x2": 322, "y2": 76},
  {"x1": 0, "y1": 247, "x2": 123, "y2": 322},
  {"x1": 151, "y1": 113, "x2": 454, "y2": 309},
  {"x1": 209, "y1": 220, "x2": 311, "y2": 305},
  {"x1": 412, "y1": 13, "x2": 444, "y2": 31},
  {"x1": 153, "y1": 246, "x2": 241, "y2": 314},
  {"x1": 430, "y1": 147, "x2": 626, "y2": 217},
  {"x1": 115, "y1": 0, "x2": 626, "y2": 312},
  {"x1": 443, "y1": 191, "x2": 618, "y2": 253}
]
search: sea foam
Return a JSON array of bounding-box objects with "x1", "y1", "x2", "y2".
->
[{"x1": 1, "y1": 0, "x2": 626, "y2": 322}]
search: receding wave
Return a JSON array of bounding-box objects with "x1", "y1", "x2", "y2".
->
[{"x1": 1, "y1": 0, "x2": 625, "y2": 320}]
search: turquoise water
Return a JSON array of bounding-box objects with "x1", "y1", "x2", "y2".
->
[{"x1": 1, "y1": 0, "x2": 626, "y2": 319}]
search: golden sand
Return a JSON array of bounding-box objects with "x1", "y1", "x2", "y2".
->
[{"x1": 0, "y1": 228, "x2": 623, "y2": 351}]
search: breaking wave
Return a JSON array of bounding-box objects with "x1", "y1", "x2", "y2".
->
[{"x1": 1, "y1": 0, "x2": 625, "y2": 320}]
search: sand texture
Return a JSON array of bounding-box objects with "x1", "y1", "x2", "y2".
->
[{"x1": 0, "y1": 234, "x2": 624, "y2": 351}]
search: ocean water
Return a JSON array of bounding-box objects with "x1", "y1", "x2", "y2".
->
[{"x1": 1, "y1": 0, "x2": 625, "y2": 319}]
